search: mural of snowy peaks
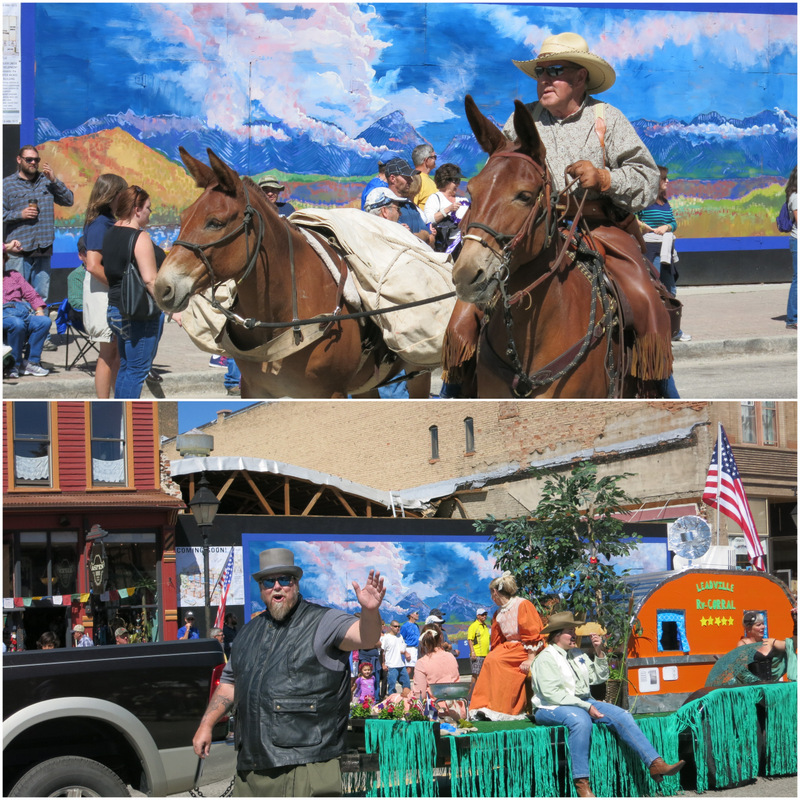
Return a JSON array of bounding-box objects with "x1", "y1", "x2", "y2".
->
[
  {"x1": 36, "y1": 106, "x2": 798, "y2": 183},
  {"x1": 31, "y1": 2, "x2": 796, "y2": 238}
]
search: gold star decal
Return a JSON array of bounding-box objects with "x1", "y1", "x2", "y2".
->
[{"x1": 700, "y1": 617, "x2": 708, "y2": 627}]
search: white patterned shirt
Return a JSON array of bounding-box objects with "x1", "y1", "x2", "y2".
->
[{"x1": 503, "y1": 96, "x2": 658, "y2": 213}]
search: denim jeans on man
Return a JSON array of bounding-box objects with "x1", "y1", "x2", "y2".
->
[
  {"x1": 5, "y1": 254, "x2": 51, "y2": 305},
  {"x1": 107, "y1": 304, "x2": 162, "y2": 398},
  {"x1": 386, "y1": 665, "x2": 411, "y2": 694},
  {"x1": 3, "y1": 301, "x2": 51, "y2": 365},
  {"x1": 787, "y1": 237, "x2": 797, "y2": 326},
  {"x1": 223, "y1": 357, "x2": 241, "y2": 389},
  {"x1": 534, "y1": 700, "x2": 659, "y2": 779}
]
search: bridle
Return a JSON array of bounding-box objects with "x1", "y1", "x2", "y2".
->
[
  {"x1": 172, "y1": 181, "x2": 319, "y2": 347},
  {"x1": 462, "y1": 150, "x2": 555, "y2": 266},
  {"x1": 173, "y1": 181, "x2": 264, "y2": 298}
]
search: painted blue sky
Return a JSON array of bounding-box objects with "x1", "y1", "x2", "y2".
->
[{"x1": 35, "y1": 2, "x2": 797, "y2": 153}]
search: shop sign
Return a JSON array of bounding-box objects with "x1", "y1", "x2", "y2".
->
[
  {"x1": 89, "y1": 543, "x2": 108, "y2": 591},
  {"x1": 56, "y1": 558, "x2": 75, "y2": 589}
]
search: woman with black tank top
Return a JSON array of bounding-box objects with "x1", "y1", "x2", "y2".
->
[
  {"x1": 737, "y1": 610, "x2": 787, "y2": 682},
  {"x1": 102, "y1": 185, "x2": 165, "y2": 398}
]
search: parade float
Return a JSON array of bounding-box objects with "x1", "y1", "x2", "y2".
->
[{"x1": 624, "y1": 567, "x2": 795, "y2": 713}]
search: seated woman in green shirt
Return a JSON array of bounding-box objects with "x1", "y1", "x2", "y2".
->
[{"x1": 530, "y1": 611, "x2": 685, "y2": 798}]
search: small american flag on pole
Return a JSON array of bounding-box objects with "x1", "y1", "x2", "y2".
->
[
  {"x1": 213, "y1": 548, "x2": 236, "y2": 629},
  {"x1": 702, "y1": 423, "x2": 765, "y2": 571}
]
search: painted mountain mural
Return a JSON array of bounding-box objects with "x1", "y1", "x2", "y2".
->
[{"x1": 25, "y1": 2, "x2": 797, "y2": 244}]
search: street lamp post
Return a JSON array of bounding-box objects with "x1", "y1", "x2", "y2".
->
[{"x1": 188, "y1": 475, "x2": 220, "y2": 634}]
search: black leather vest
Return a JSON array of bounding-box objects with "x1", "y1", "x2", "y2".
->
[{"x1": 232, "y1": 598, "x2": 351, "y2": 770}]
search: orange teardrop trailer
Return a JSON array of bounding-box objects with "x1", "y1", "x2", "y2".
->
[{"x1": 623, "y1": 568, "x2": 794, "y2": 713}]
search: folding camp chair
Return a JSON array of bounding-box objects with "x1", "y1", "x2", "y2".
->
[{"x1": 54, "y1": 297, "x2": 99, "y2": 372}]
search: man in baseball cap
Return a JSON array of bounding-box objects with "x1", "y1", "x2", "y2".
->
[
  {"x1": 258, "y1": 175, "x2": 296, "y2": 218},
  {"x1": 467, "y1": 607, "x2": 490, "y2": 696},
  {"x1": 72, "y1": 623, "x2": 93, "y2": 647},
  {"x1": 382, "y1": 158, "x2": 434, "y2": 246},
  {"x1": 177, "y1": 611, "x2": 199, "y2": 641}
]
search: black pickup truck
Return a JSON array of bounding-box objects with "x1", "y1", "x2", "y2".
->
[{"x1": 3, "y1": 639, "x2": 229, "y2": 797}]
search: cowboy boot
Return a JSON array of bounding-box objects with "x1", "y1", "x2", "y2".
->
[
  {"x1": 573, "y1": 777, "x2": 595, "y2": 797},
  {"x1": 648, "y1": 757, "x2": 686, "y2": 783}
]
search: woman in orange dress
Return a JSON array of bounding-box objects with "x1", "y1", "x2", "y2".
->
[{"x1": 469, "y1": 572, "x2": 544, "y2": 721}]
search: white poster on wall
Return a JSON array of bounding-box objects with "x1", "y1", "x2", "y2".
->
[
  {"x1": 176, "y1": 546, "x2": 245, "y2": 608},
  {"x1": 2, "y1": 4, "x2": 21, "y2": 124},
  {"x1": 637, "y1": 667, "x2": 661, "y2": 694}
]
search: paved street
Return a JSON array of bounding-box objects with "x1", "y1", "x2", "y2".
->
[
  {"x1": 674, "y1": 351, "x2": 797, "y2": 399},
  {"x1": 4, "y1": 283, "x2": 796, "y2": 400},
  {"x1": 172, "y1": 762, "x2": 796, "y2": 798}
]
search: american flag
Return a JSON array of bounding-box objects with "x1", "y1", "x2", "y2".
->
[
  {"x1": 702, "y1": 424, "x2": 765, "y2": 571},
  {"x1": 213, "y1": 548, "x2": 236, "y2": 629}
]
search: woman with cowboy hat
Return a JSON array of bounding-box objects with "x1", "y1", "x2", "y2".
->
[{"x1": 531, "y1": 611, "x2": 684, "y2": 798}]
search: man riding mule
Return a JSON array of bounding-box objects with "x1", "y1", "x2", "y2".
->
[{"x1": 445, "y1": 32, "x2": 676, "y2": 397}]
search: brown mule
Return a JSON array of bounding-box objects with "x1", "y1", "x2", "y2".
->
[{"x1": 154, "y1": 148, "x2": 430, "y2": 399}]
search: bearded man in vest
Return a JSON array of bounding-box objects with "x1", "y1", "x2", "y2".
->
[
  {"x1": 192, "y1": 547, "x2": 385, "y2": 796},
  {"x1": 444, "y1": 33, "x2": 674, "y2": 396}
]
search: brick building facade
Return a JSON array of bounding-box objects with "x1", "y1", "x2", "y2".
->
[{"x1": 163, "y1": 401, "x2": 796, "y2": 581}]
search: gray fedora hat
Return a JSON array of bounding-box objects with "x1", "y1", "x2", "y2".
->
[{"x1": 252, "y1": 547, "x2": 303, "y2": 582}]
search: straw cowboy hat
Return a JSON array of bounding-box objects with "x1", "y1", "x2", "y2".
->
[
  {"x1": 575, "y1": 621, "x2": 607, "y2": 637},
  {"x1": 541, "y1": 610, "x2": 586, "y2": 635},
  {"x1": 251, "y1": 547, "x2": 304, "y2": 582},
  {"x1": 512, "y1": 32, "x2": 616, "y2": 94}
]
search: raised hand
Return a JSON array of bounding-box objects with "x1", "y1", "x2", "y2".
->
[{"x1": 351, "y1": 569, "x2": 386, "y2": 611}]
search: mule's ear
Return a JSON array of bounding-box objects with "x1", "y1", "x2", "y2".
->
[
  {"x1": 207, "y1": 149, "x2": 240, "y2": 195},
  {"x1": 180, "y1": 147, "x2": 216, "y2": 189},
  {"x1": 513, "y1": 100, "x2": 546, "y2": 162},
  {"x1": 465, "y1": 94, "x2": 505, "y2": 156}
]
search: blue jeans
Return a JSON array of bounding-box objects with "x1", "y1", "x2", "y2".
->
[
  {"x1": 787, "y1": 237, "x2": 797, "y2": 325},
  {"x1": 534, "y1": 701, "x2": 660, "y2": 780},
  {"x1": 107, "y1": 305, "x2": 163, "y2": 398},
  {"x1": 386, "y1": 665, "x2": 411, "y2": 693},
  {"x1": 224, "y1": 357, "x2": 241, "y2": 389},
  {"x1": 5, "y1": 254, "x2": 52, "y2": 304},
  {"x1": 3, "y1": 307, "x2": 51, "y2": 365}
]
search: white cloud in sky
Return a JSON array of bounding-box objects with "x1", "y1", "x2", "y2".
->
[
  {"x1": 146, "y1": 3, "x2": 459, "y2": 141},
  {"x1": 478, "y1": 6, "x2": 796, "y2": 69}
]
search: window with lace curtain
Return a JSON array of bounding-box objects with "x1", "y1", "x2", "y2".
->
[
  {"x1": 90, "y1": 403, "x2": 128, "y2": 486},
  {"x1": 12, "y1": 402, "x2": 51, "y2": 487},
  {"x1": 740, "y1": 401, "x2": 778, "y2": 446}
]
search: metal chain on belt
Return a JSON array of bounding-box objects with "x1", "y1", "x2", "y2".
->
[{"x1": 189, "y1": 776, "x2": 235, "y2": 797}]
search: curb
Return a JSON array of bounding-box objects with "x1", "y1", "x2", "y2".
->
[
  {"x1": 672, "y1": 335, "x2": 797, "y2": 360},
  {"x1": 1, "y1": 372, "x2": 231, "y2": 399}
]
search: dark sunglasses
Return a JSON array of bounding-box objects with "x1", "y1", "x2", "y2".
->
[
  {"x1": 534, "y1": 65, "x2": 570, "y2": 78},
  {"x1": 23, "y1": 156, "x2": 41, "y2": 164},
  {"x1": 260, "y1": 575, "x2": 294, "y2": 589}
]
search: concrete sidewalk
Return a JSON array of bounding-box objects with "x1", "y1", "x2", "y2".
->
[{"x1": 3, "y1": 283, "x2": 796, "y2": 399}]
